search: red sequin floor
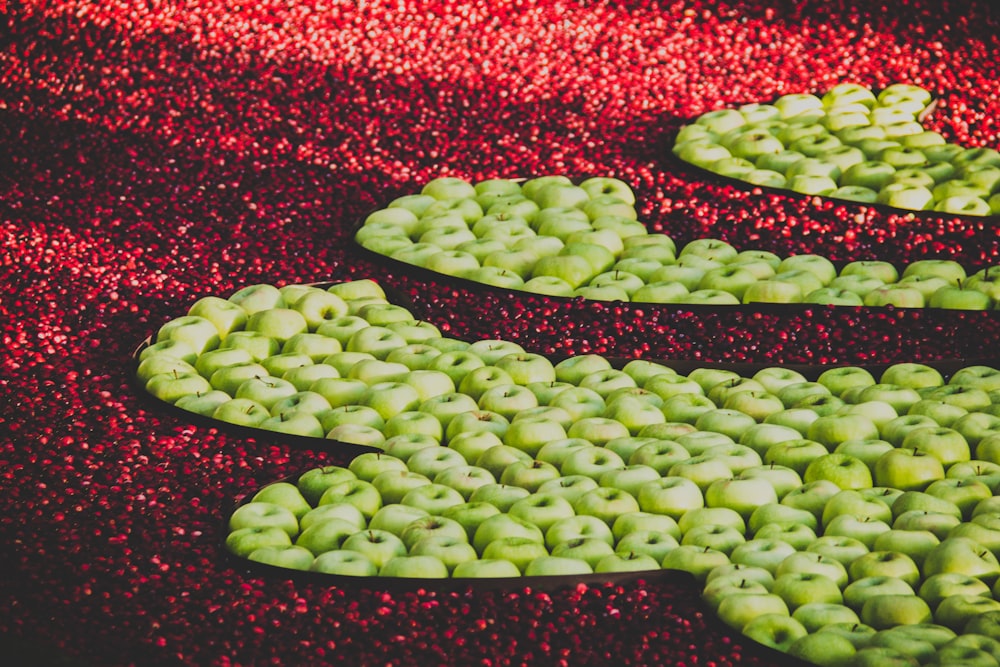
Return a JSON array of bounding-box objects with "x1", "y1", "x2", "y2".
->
[{"x1": 1, "y1": 1, "x2": 998, "y2": 665}]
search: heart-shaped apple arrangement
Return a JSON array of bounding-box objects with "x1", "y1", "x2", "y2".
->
[
  {"x1": 140, "y1": 278, "x2": 1000, "y2": 666},
  {"x1": 673, "y1": 82, "x2": 1000, "y2": 216},
  {"x1": 352, "y1": 174, "x2": 1000, "y2": 309}
]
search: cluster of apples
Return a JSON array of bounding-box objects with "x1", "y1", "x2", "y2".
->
[
  {"x1": 141, "y1": 278, "x2": 1000, "y2": 665},
  {"x1": 354, "y1": 174, "x2": 1000, "y2": 308},
  {"x1": 673, "y1": 82, "x2": 1000, "y2": 216}
]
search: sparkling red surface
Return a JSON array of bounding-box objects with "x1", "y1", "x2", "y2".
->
[{"x1": 2, "y1": 0, "x2": 999, "y2": 665}]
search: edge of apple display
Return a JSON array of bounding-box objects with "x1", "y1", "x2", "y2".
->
[
  {"x1": 219, "y1": 470, "x2": 698, "y2": 592},
  {"x1": 132, "y1": 320, "x2": 1000, "y2": 456},
  {"x1": 665, "y1": 94, "x2": 997, "y2": 222},
  {"x1": 131, "y1": 334, "x2": 387, "y2": 456},
  {"x1": 220, "y1": 469, "x2": 817, "y2": 667},
  {"x1": 348, "y1": 220, "x2": 1000, "y2": 367}
]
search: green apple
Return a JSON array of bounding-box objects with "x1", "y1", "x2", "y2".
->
[
  {"x1": 246, "y1": 544, "x2": 316, "y2": 571},
  {"x1": 572, "y1": 486, "x2": 640, "y2": 526},
  {"x1": 294, "y1": 518, "x2": 359, "y2": 557},
  {"x1": 340, "y1": 529, "x2": 408, "y2": 570},
  {"x1": 741, "y1": 278, "x2": 805, "y2": 304},
  {"x1": 226, "y1": 526, "x2": 293, "y2": 558},
  {"x1": 610, "y1": 511, "x2": 681, "y2": 544},
  {"x1": 396, "y1": 514, "x2": 468, "y2": 551},
  {"x1": 364, "y1": 504, "x2": 428, "y2": 537},
  {"x1": 211, "y1": 396, "x2": 273, "y2": 428},
  {"x1": 803, "y1": 453, "x2": 874, "y2": 489},
  {"x1": 156, "y1": 315, "x2": 223, "y2": 355},
  {"x1": 404, "y1": 445, "x2": 467, "y2": 480},
  {"x1": 145, "y1": 369, "x2": 215, "y2": 405},
  {"x1": 763, "y1": 438, "x2": 830, "y2": 476},
  {"x1": 137, "y1": 339, "x2": 200, "y2": 369},
  {"x1": 773, "y1": 571, "x2": 845, "y2": 612},
  {"x1": 962, "y1": 610, "x2": 1000, "y2": 643},
  {"x1": 480, "y1": 537, "x2": 548, "y2": 574},
  {"x1": 547, "y1": 536, "x2": 615, "y2": 570},
  {"x1": 622, "y1": 442, "x2": 688, "y2": 478},
  {"x1": 530, "y1": 476, "x2": 597, "y2": 508},
  {"x1": 703, "y1": 476, "x2": 778, "y2": 521},
  {"x1": 925, "y1": 478, "x2": 992, "y2": 518},
  {"x1": 521, "y1": 555, "x2": 593, "y2": 577},
  {"x1": 317, "y1": 479, "x2": 382, "y2": 519},
  {"x1": 860, "y1": 594, "x2": 933, "y2": 630},
  {"x1": 438, "y1": 501, "x2": 501, "y2": 542},
  {"x1": 701, "y1": 576, "x2": 770, "y2": 613},
  {"x1": 738, "y1": 422, "x2": 804, "y2": 456},
  {"x1": 450, "y1": 558, "x2": 521, "y2": 579},
  {"x1": 399, "y1": 482, "x2": 465, "y2": 515},
  {"x1": 780, "y1": 479, "x2": 842, "y2": 522},
  {"x1": 229, "y1": 501, "x2": 300, "y2": 540},
  {"x1": 680, "y1": 523, "x2": 746, "y2": 556},
  {"x1": 900, "y1": 426, "x2": 970, "y2": 467},
  {"x1": 187, "y1": 296, "x2": 249, "y2": 339},
  {"x1": 592, "y1": 551, "x2": 659, "y2": 573},
  {"x1": 468, "y1": 482, "x2": 531, "y2": 513},
  {"x1": 431, "y1": 465, "x2": 495, "y2": 501},
  {"x1": 173, "y1": 389, "x2": 234, "y2": 417},
  {"x1": 923, "y1": 536, "x2": 1000, "y2": 586},
  {"x1": 299, "y1": 502, "x2": 366, "y2": 534},
  {"x1": 498, "y1": 459, "x2": 562, "y2": 493},
  {"x1": 739, "y1": 466, "x2": 804, "y2": 501},
  {"x1": 807, "y1": 413, "x2": 881, "y2": 451},
  {"x1": 832, "y1": 439, "x2": 894, "y2": 475},
  {"x1": 842, "y1": 574, "x2": 917, "y2": 612},
  {"x1": 729, "y1": 538, "x2": 798, "y2": 576}
]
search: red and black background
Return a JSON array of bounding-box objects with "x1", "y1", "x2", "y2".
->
[{"x1": 2, "y1": 0, "x2": 998, "y2": 665}]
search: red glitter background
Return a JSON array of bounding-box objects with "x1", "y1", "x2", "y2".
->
[{"x1": 2, "y1": 0, "x2": 999, "y2": 665}]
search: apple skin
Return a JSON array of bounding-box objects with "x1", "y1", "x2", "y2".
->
[
  {"x1": 246, "y1": 544, "x2": 316, "y2": 571},
  {"x1": 900, "y1": 426, "x2": 971, "y2": 468},
  {"x1": 228, "y1": 501, "x2": 301, "y2": 540},
  {"x1": 763, "y1": 523, "x2": 821, "y2": 553},
  {"x1": 307, "y1": 549, "x2": 379, "y2": 577},
  {"x1": 923, "y1": 536, "x2": 1000, "y2": 586},
  {"x1": 934, "y1": 595, "x2": 1000, "y2": 633},
  {"x1": 859, "y1": 594, "x2": 934, "y2": 631},
  {"x1": 874, "y1": 448, "x2": 945, "y2": 492},
  {"x1": 772, "y1": 571, "x2": 845, "y2": 611},
  {"x1": 661, "y1": 545, "x2": 731, "y2": 583},
  {"x1": 701, "y1": 576, "x2": 770, "y2": 613},
  {"x1": 451, "y1": 558, "x2": 522, "y2": 579},
  {"x1": 594, "y1": 551, "x2": 660, "y2": 574},
  {"x1": 790, "y1": 628, "x2": 867, "y2": 667},
  {"x1": 523, "y1": 555, "x2": 594, "y2": 577},
  {"x1": 703, "y1": 477, "x2": 778, "y2": 522},
  {"x1": 681, "y1": 524, "x2": 746, "y2": 556},
  {"x1": 294, "y1": 517, "x2": 363, "y2": 558},
  {"x1": 803, "y1": 452, "x2": 874, "y2": 490},
  {"x1": 481, "y1": 537, "x2": 549, "y2": 575},
  {"x1": 715, "y1": 592, "x2": 791, "y2": 633},
  {"x1": 843, "y1": 575, "x2": 917, "y2": 614},
  {"x1": 728, "y1": 538, "x2": 798, "y2": 576}
]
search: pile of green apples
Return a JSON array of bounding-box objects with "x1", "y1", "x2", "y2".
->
[
  {"x1": 353, "y1": 174, "x2": 1000, "y2": 308},
  {"x1": 673, "y1": 82, "x2": 1000, "y2": 216},
  {"x1": 141, "y1": 279, "x2": 1000, "y2": 666}
]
